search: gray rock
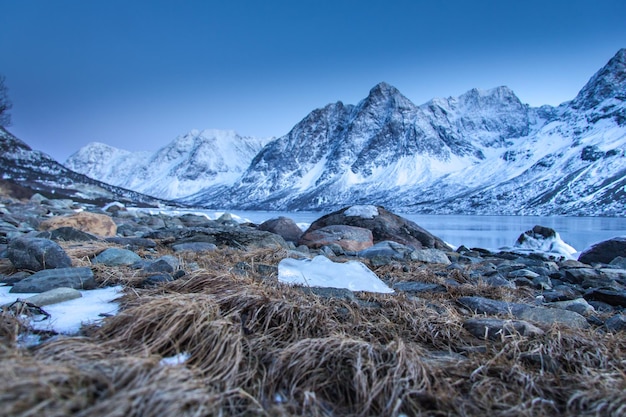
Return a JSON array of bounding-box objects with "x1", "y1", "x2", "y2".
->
[
  {"x1": 410, "y1": 248, "x2": 451, "y2": 265},
  {"x1": 517, "y1": 307, "x2": 589, "y2": 329},
  {"x1": 10, "y1": 267, "x2": 95, "y2": 293},
  {"x1": 8, "y1": 237, "x2": 72, "y2": 271},
  {"x1": 298, "y1": 286, "x2": 356, "y2": 301},
  {"x1": 146, "y1": 225, "x2": 288, "y2": 250},
  {"x1": 548, "y1": 298, "x2": 596, "y2": 316},
  {"x1": 482, "y1": 274, "x2": 516, "y2": 288},
  {"x1": 393, "y1": 281, "x2": 447, "y2": 294},
  {"x1": 605, "y1": 315, "x2": 626, "y2": 332},
  {"x1": 37, "y1": 226, "x2": 100, "y2": 242},
  {"x1": 578, "y1": 237, "x2": 626, "y2": 265},
  {"x1": 463, "y1": 318, "x2": 544, "y2": 340},
  {"x1": 258, "y1": 216, "x2": 303, "y2": 243},
  {"x1": 357, "y1": 240, "x2": 415, "y2": 261},
  {"x1": 609, "y1": 256, "x2": 626, "y2": 269},
  {"x1": 141, "y1": 273, "x2": 174, "y2": 287},
  {"x1": 457, "y1": 296, "x2": 531, "y2": 316},
  {"x1": 584, "y1": 289, "x2": 626, "y2": 307},
  {"x1": 142, "y1": 259, "x2": 175, "y2": 274},
  {"x1": 299, "y1": 225, "x2": 374, "y2": 251},
  {"x1": 93, "y1": 248, "x2": 142, "y2": 266},
  {"x1": 105, "y1": 236, "x2": 157, "y2": 249},
  {"x1": 507, "y1": 269, "x2": 540, "y2": 279},
  {"x1": 172, "y1": 242, "x2": 218, "y2": 253},
  {"x1": 18, "y1": 287, "x2": 82, "y2": 307},
  {"x1": 599, "y1": 268, "x2": 626, "y2": 285}
]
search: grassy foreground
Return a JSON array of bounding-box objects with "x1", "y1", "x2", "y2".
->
[{"x1": 1, "y1": 245, "x2": 625, "y2": 417}]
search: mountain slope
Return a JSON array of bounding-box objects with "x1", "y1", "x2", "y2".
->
[
  {"x1": 181, "y1": 49, "x2": 626, "y2": 216},
  {"x1": 0, "y1": 128, "x2": 168, "y2": 206},
  {"x1": 65, "y1": 129, "x2": 269, "y2": 199}
]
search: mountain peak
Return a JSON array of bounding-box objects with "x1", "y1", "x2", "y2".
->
[{"x1": 571, "y1": 48, "x2": 626, "y2": 110}]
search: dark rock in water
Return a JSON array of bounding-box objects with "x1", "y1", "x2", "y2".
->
[
  {"x1": 305, "y1": 206, "x2": 449, "y2": 250},
  {"x1": 37, "y1": 226, "x2": 100, "y2": 242},
  {"x1": 463, "y1": 318, "x2": 544, "y2": 340},
  {"x1": 516, "y1": 225, "x2": 556, "y2": 244},
  {"x1": 258, "y1": 217, "x2": 303, "y2": 243},
  {"x1": 8, "y1": 237, "x2": 72, "y2": 271},
  {"x1": 93, "y1": 248, "x2": 142, "y2": 266},
  {"x1": 457, "y1": 296, "x2": 531, "y2": 316},
  {"x1": 605, "y1": 315, "x2": 626, "y2": 332},
  {"x1": 584, "y1": 289, "x2": 626, "y2": 307},
  {"x1": 299, "y1": 225, "x2": 373, "y2": 251},
  {"x1": 393, "y1": 281, "x2": 447, "y2": 294},
  {"x1": 172, "y1": 242, "x2": 217, "y2": 253},
  {"x1": 578, "y1": 237, "x2": 626, "y2": 264},
  {"x1": 10, "y1": 267, "x2": 95, "y2": 293},
  {"x1": 105, "y1": 236, "x2": 157, "y2": 249}
]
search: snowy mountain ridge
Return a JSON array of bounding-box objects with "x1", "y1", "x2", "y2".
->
[{"x1": 65, "y1": 129, "x2": 270, "y2": 199}]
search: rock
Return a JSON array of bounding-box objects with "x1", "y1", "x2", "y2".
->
[
  {"x1": 14, "y1": 287, "x2": 82, "y2": 307},
  {"x1": 39, "y1": 212, "x2": 117, "y2": 237},
  {"x1": 392, "y1": 281, "x2": 447, "y2": 294},
  {"x1": 7, "y1": 237, "x2": 72, "y2": 271},
  {"x1": 605, "y1": 315, "x2": 626, "y2": 332},
  {"x1": 178, "y1": 214, "x2": 214, "y2": 227},
  {"x1": 10, "y1": 267, "x2": 95, "y2": 293},
  {"x1": 357, "y1": 241, "x2": 415, "y2": 261},
  {"x1": 517, "y1": 307, "x2": 589, "y2": 329},
  {"x1": 258, "y1": 217, "x2": 303, "y2": 243},
  {"x1": 298, "y1": 225, "x2": 374, "y2": 251},
  {"x1": 609, "y1": 256, "x2": 626, "y2": 269},
  {"x1": 37, "y1": 226, "x2": 100, "y2": 242},
  {"x1": 599, "y1": 268, "x2": 626, "y2": 285},
  {"x1": 298, "y1": 287, "x2": 357, "y2": 301},
  {"x1": 548, "y1": 298, "x2": 596, "y2": 316},
  {"x1": 141, "y1": 273, "x2": 174, "y2": 288},
  {"x1": 0, "y1": 271, "x2": 30, "y2": 285},
  {"x1": 146, "y1": 225, "x2": 288, "y2": 250},
  {"x1": 562, "y1": 268, "x2": 614, "y2": 288},
  {"x1": 142, "y1": 259, "x2": 175, "y2": 274},
  {"x1": 305, "y1": 206, "x2": 449, "y2": 250},
  {"x1": 172, "y1": 242, "x2": 218, "y2": 253},
  {"x1": 482, "y1": 274, "x2": 516, "y2": 288},
  {"x1": 514, "y1": 225, "x2": 576, "y2": 258},
  {"x1": 457, "y1": 296, "x2": 531, "y2": 316},
  {"x1": 463, "y1": 318, "x2": 544, "y2": 340},
  {"x1": 105, "y1": 236, "x2": 157, "y2": 249},
  {"x1": 507, "y1": 269, "x2": 540, "y2": 279},
  {"x1": 409, "y1": 249, "x2": 451, "y2": 265},
  {"x1": 93, "y1": 248, "x2": 142, "y2": 266},
  {"x1": 578, "y1": 237, "x2": 626, "y2": 265},
  {"x1": 583, "y1": 289, "x2": 626, "y2": 307},
  {"x1": 559, "y1": 259, "x2": 589, "y2": 269}
]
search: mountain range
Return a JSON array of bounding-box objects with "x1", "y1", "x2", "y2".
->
[{"x1": 16, "y1": 49, "x2": 626, "y2": 216}]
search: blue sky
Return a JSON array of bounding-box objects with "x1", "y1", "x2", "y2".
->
[{"x1": 1, "y1": 0, "x2": 625, "y2": 161}]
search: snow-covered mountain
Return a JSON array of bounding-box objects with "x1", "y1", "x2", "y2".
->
[
  {"x1": 181, "y1": 49, "x2": 625, "y2": 216},
  {"x1": 65, "y1": 129, "x2": 269, "y2": 199},
  {"x1": 0, "y1": 127, "x2": 168, "y2": 206}
]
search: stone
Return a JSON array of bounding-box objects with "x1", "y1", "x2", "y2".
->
[
  {"x1": 39, "y1": 212, "x2": 117, "y2": 237},
  {"x1": 463, "y1": 318, "x2": 544, "y2": 340},
  {"x1": 172, "y1": 242, "x2": 218, "y2": 253},
  {"x1": 507, "y1": 269, "x2": 540, "y2": 279},
  {"x1": 305, "y1": 206, "x2": 449, "y2": 250},
  {"x1": 141, "y1": 273, "x2": 174, "y2": 287},
  {"x1": 142, "y1": 259, "x2": 175, "y2": 274},
  {"x1": 105, "y1": 236, "x2": 157, "y2": 249},
  {"x1": 8, "y1": 237, "x2": 72, "y2": 271},
  {"x1": 482, "y1": 274, "x2": 516, "y2": 288},
  {"x1": 409, "y1": 249, "x2": 451, "y2": 265},
  {"x1": 15, "y1": 287, "x2": 82, "y2": 307},
  {"x1": 10, "y1": 267, "x2": 95, "y2": 293},
  {"x1": 605, "y1": 315, "x2": 626, "y2": 332},
  {"x1": 146, "y1": 225, "x2": 288, "y2": 250},
  {"x1": 298, "y1": 225, "x2": 374, "y2": 251},
  {"x1": 578, "y1": 237, "x2": 626, "y2": 265},
  {"x1": 562, "y1": 268, "x2": 606, "y2": 286},
  {"x1": 457, "y1": 296, "x2": 531, "y2": 316},
  {"x1": 560, "y1": 259, "x2": 589, "y2": 269},
  {"x1": 37, "y1": 226, "x2": 100, "y2": 242},
  {"x1": 392, "y1": 281, "x2": 447, "y2": 294},
  {"x1": 517, "y1": 307, "x2": 589, "y2": 329},
  {"x1": 93, "y1": 248, "x2": 142, "y2": 266},
  {"x1": 609, "y1": 256, "x2": 626, "y2": 269},
  {"x1": 357, "y1": 240, "x2": 415, "y2": 261},
  {"x1": 548, "y1": 298, "x2": 596, "y2": 316},
  {"x1": 583, "y1": 289, "x2": 626, "y2": 307},
  {"x1": 258, "y1": 217, "x2": 303, "y2": 243},
  {"x1": 298, "y1": 286, "x2": 357, "y2": 301}
]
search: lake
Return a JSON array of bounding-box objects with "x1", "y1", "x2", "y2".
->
[{"x1": 142, "y1": 208, "x2": 626, "y2": 254}]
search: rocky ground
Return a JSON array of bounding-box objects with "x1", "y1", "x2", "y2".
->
[{"x1": 1, "y1": 195, "x2": 625, "y2": 416}]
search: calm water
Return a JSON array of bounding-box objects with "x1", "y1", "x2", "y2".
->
[{"x1": 148, "y1": 208, "x2": 626, "y2": 254}]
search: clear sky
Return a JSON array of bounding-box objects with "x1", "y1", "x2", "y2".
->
[{"x1": 1, "y1": 0, "x2": 625, "y2": 162}]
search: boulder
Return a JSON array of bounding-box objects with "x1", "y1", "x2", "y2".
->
[
  {"x1": 517, "y1": 307, "x2": 589, "y2": 329},
  {"x1": 305, "y1": 206, "x2": 449, "y2": 250},
  {"x1": 10, "y1": 267, "x2": 95, "y2": 293},
  {"x1": 37, "y1": 226, "x2": 100, "y2": 242},
  {"x1": 39, "y1": 212, "x2": 117, "y2": 237},
  {"x1": 298, "y1": 225, "x2": 373, "y2": 251},
  {"x1": 514, "y1": 225, "x2": 576, "y2": 258},
  {"x1": 578, "y1": 237, "x2": 626, "y2": 264},
  {"x1": 410, "y1": 249, "x2": 451, "y2": 265},
  {"x1": 258, "y1": 217, "x2": 303, "y2": 243},
  {"x1": 7, "y1": 237, "x2": 72, "y2": 271},
  {"x1": 93, "y1": 248, "x2": 142, "y2": 266}
]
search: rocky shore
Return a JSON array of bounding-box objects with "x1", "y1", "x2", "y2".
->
[{"x1": 1, "y1": 195, "x2": 626, "y2": 416}]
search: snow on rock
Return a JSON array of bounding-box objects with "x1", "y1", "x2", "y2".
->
[
  {"x1": 344, "y1": 205, "x2": 379, "y2": 219},
  {"x1": 278, "y1": 255, "x2": 393, "y2": 293},
  {"x1": 513, "y1": 226, "x2": 577, "y2": 258},
  {"x1": 0, "y1": 285, "x2": 122, "y2": 336}
]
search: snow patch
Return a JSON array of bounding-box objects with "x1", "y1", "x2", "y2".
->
[
  {"x1": 278, "y1": 256, "x2": 393, "y2": 293},
  {"x1": 344, "y1": 205, "x2": 379, "y2": 219},
  {"x1": 513, "y1": 233, "x2": 577, "y2": 259},
  {"x1": 160, "y1": 352, "x2": 191, "y2": 366}
]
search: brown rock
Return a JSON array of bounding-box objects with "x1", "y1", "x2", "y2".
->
[
  {"x1": 258, "y1": 216, "x2": 303, "y2": 243},
  {"x1": 299, "y1": 225, "x2": 374, "y2": 251},
  {"x1": 40, "y1": 212, "x2": 117, "y2": 237}
]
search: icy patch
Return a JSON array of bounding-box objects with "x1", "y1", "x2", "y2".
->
[
  {"x1": 160, "y1": 352, "x2": 191, "y2": 366},
  {"x1": 278, "y1": 256, "x2": 393, "y2": 293},
  {"x1": 0, "y1": 285, "x2": 122, "y2": 335},
  {"x1": 513, "y1": 233, "x2": 577, "y2": 259},
  {"x1": 344, "y1": 205, "x2": 379, "y2": 219}
]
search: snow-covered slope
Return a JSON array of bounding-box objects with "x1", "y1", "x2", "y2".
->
[
  {"x1": 65, "y1": 129, "x2": 269, "y2": 199},
  {"x1": 181, "y1": 48, "x2": 626, "y2": 216}
]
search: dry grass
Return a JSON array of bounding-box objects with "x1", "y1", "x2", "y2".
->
[{"x1": 1, "y1": 246, "x2": 625, "y2": 416}]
